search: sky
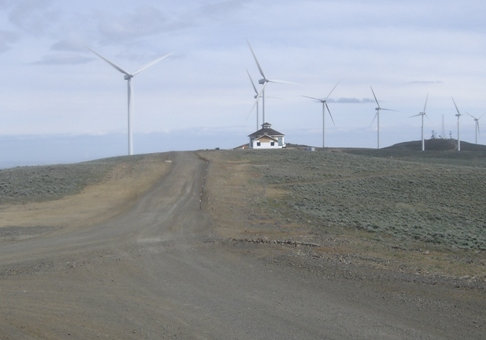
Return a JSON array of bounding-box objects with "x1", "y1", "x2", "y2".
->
[{"x1": 0, "y1": 0, "x2": 485, "y2": 165}]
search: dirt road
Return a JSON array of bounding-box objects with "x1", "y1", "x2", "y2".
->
[{"x1": 0, "y1": 152, "x2": 484, "y2": 339}]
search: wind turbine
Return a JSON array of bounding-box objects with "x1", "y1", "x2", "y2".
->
[
  {"x1": 303, "y1": 82, "x2": 339, "y2": 148},
  {"x1": 370, "y1": 86, "x2": 394, "y2": 149},
  {"x1": 452, "y1": 97, "x2": 462, "y2": 151},
  {"x1": 89, "y1": 48, "x2": 171, "y2": 155},
  {"x1": 246, "y1": 69, "x2": 260, "y2": 130},
  {"x1": 410, "y1": 94, "x2": 428, "y2": 151},
  {"x1": 247, "y1": 41, "x2": 295, "y2": 124},
  {"x1": 467, "y1": 113, "x2": 483, "y2": 144}
]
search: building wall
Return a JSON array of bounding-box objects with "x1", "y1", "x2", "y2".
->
[{"x1": 251, "y1": 137, "x2": 283, "y2": 149}]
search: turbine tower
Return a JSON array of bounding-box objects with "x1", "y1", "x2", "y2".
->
[
  {"x1": 303, "y1": 82, "x2": 339, "y2": 148},
  {"x1": 410, "y1": 94, "x2": 428, "y2": 151},
  {"x1": 370, "y1": 86, "x2": 394, "y2": 149},
  {"x1": 452, "y1": 97, "x2": 462, "y2": 151},
  {"x1": 247, "y1": 41, "x2": 294, "y2": 124},
  {"x1": 467, "y1": 113, "x2": 483, "y2": 144},
  {"x1": 247, "y1": 70, "x2": 260, "y2": 130},
  {"x1": 89, "y1": 48, "x2": 171, "y2": 155}
]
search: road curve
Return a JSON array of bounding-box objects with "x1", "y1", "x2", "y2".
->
[{"x1": 0, "y1": 152, "x2": 480, "y2": 339}]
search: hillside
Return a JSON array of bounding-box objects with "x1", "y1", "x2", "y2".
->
[
  {"x1": 202, "y1": 147, "x2": 486, "y2": 283},
  {"x1": 387, "y1": 138, "x2": 486, "y2": 152},
  {"x1": 0, "y1": 150, "x2": 485, "y2": 338}
]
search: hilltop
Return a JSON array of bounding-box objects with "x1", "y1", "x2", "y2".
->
[
  {"x1": 0, "y1": 149, "x2": 485, "y2": 338},
  {"x1": 386, "y1": 139, "x2": 486, "y2": 152},
  {"x1": 203, "y1": 147, "x2": 486, "y2": 282}
]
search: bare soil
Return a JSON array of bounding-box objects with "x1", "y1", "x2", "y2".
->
[{"x1": 0, "y1": 150, "x2": 484, "y2": 339}]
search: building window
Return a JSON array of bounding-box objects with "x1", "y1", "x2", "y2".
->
[
  {"x1": 270, "y1": 142, "x2": 275, "y2": 146},
  {"x1": 257, "y1": 142, "x2": 261, "y2": 146}
]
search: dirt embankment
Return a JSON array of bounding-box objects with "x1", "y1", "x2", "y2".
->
[{"x1": 0, "y1": 153, "x2": 172, "y2": 239}]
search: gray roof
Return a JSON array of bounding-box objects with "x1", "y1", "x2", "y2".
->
[{"x1": 248, "y1": 122, "x2": 284, "y2": 138}]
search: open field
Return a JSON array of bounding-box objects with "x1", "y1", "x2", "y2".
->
[
  {"x1": 0, "y1": 148, "x2": 485, "y2": 338},
  {"x1": 202, "y1": 145, "x2": 486, "y2": 283}
]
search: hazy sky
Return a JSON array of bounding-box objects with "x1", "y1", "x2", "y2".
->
[{"x1": 1, "y1": 0, "x2": 485, "y2": 158}]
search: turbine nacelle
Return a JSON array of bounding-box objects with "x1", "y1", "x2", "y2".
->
[
  {"x1": 89, "y1": 47, "x2": 171, "y2": 156},
  {"x1": 247, "y1": 40, "x2": 295, "y2": 124}
]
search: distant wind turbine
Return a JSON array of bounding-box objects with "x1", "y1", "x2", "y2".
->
[
  {"x1": 452, "y1": 97, "x2": 463, "y2": 151},
  {"x1": 410, "y1": 94, "x2": 428, "y2": 151},
  {"x1": 89, "y1": 48, "x2": 171, "y2": 155},
  {"x1": 370, "y1": 86, "x2": 394, "y2": 149},
  {"x1": 467, "y1": 113, "x2": 483, "y2": 144},
  {"x1": 246, "y1": 70, "x2": 260, "y2": 130},
  {"x1": 303, "y1": 82, "x2": 339, "y2": 148},
  {"x1": 247, "y1": 41, "x2": 295, "y2": 124}
]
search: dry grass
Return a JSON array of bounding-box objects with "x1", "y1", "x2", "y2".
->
[
  {"x1": 201, "y1": 148, "x2": 486, "y2": 281},
  {"x1": 0, "y1": 155, "x2": 170, "y2": 230}
]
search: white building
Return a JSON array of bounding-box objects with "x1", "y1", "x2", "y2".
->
[{"x1": 248, "y1": 122, "x2": 285, "y2": 149}]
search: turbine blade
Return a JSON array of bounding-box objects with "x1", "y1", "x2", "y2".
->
[
  {"x1": 370, "y1": 86, "x2": 380, "y2": 107},
  {"x1": 452, "y1": 97, "x2": 461, "y2": 115},
  {"x1": 369, "y1": 112, "x2": 378, "y2": 127},
  {"x1": 133, "y1": 53, "x2": 172, "y2": 75},
  {"x1": 247, "y1": 99, "x2": 257, "y2": 117},
  {"x1": 423, "y1": 93, "x2": 429, "y2": 113},
  {"x1": 467, "y1": 112, "x2": 478, "y2": 120},
  {"x1": 409, "y1": 113, "x2": 422, "y2": 118},
  {"x1": 247, "y1": 41, "x2": 266, "y2": 80},
  {"x1": 89, "y1": 48, "x2": 130, "y2": 76},
  {"x1": 326, "y1": 81, "x2": 340, "y2": 100},
  {"x1": 302, "y1": 95, "x2": 323, "y2": 102},
  {"x1": 247, "y1": 69, "x2": 259, "y2": 95},
  {"x1": 267, "y1": 78, "x2": 299, "y2": 86},
  {"x1": 326, "y1": 103, "x2": 335, "y2": 125}
]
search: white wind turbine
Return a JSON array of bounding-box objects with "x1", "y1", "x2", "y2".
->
[
  {"x1": 467, "y1": 113, "x2": 483, "y2": 144},
  {"x1": 303, "y1": 82, "x2": 339, "y2": 148},
  {"x1": 410, "y1": 94, "x2": 428, "y2": 151},
  {"x1": 247, "y1": 41, "x2": 295, "y2": 124},
  {"x1": 89, "y1": 48, "x2": 171, "y2": 155},
  {"x1": 370, "y1": 86, "x2": 394, "y2": 149},
  {"x1": 452, "y1": 97, "x2": 463, "y2": 151},
  {"x1": 246, "y1": 69, "x2": 261, "y2": 130}
]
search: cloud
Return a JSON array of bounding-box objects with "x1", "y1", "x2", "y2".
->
[
  {"x1": 50, "y1": 39, "x2": 87, "y2": 52},
  {"x1": 198, "y1": 0, "x2": 248, "y2": 17},
  {"x1": 8, "y1": 0, "x2": 58, "y2": 35},
  {"x1": 32, "y1": 53, "x2": 93, "y2": 65},
  {"x1": 0, "y1": 30, "x2": 18, "y2": 52},
  {"x1": 405, "y1": 80, "x2": 444, "y2": 85},
  {"x1": 328, "y1": 98, "x2": 375, "y2": 104},
  {"x1": 97, "y1": 6, "x2": 192, "y2": 44}
]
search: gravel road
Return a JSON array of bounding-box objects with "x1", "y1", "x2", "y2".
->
[{"x1": 0, "y1": 152, "x2": 484, "y2": 339}]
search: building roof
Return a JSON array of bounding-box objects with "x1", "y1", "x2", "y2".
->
[
  {"x1": 248, "y1": 122, "x2": 284, "y2": 138},
  {"x1": 255, "y1": 135, "x2": 278, "y2": 142}
]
